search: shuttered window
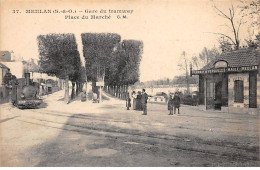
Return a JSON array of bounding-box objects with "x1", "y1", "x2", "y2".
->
[{"x1": 234, "y1": 80, "x2": 244, "y2": 103}]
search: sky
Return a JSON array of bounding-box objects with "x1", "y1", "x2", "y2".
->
[{"x1": 0, "y1": 0, "x2": 250, "y2": 82}]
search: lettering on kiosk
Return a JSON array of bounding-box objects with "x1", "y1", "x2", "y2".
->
[{"x1": 192, "y1": 65, "x2": 258, "y2": 75}]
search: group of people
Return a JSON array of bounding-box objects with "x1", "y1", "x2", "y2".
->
[
  {"x1": 167, "y1": 93, "x2": 181, "y2": 115},
  {"x1": 126, "y1": 89, "x2": 181, "y2": 115},
  {"x1": 126, "y1": 89, "x2": 148, "y2": 115}
]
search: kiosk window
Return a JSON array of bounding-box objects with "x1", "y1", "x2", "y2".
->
[{"x1": 234, "y1": 80, "x2": 244, "y2": 103}]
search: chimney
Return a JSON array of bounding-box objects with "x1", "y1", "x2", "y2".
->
[{"x1": 25, "y1": 73, "x2": 30, "y2": 86}]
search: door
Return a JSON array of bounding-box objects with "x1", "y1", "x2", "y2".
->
[
  {"x1": 206, "y1": 80, "x2": 215, "y2": 109},
  {"x1": 214, "y1": 81, "x2": 222, "y2": 110}
]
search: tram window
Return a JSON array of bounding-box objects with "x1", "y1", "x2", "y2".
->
[{"x1": 234, "y1": 80, "x2": 244, "y2": 103}]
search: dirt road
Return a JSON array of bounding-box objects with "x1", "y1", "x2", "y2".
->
[{"x1": 0, "y1": 90, "x2": 259, "y2": 166}]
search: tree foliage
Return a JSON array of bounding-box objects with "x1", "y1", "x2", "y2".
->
[
  {"x1": 81, "y1": 33, "x2": 121, "y2": 82},
  {"x1": 81, "y1": 33, "x2": 143, "y2": 87},
  {"x1": 37, "y1": 33, "x2": 83, "y2": 103},
  {"x1": 106, "y1": 40, "x2": 143, "y2": 86},
  {"x1": 37, "y1": 33, "x2": 81, "y2": 80},
  {"x1": 121, "y1": 40, "x2": 143, "y2": 85}
]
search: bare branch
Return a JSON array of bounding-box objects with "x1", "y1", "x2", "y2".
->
[
  {"x1": 231, "y1": 4, "x2": 235, "y2": 18},
  {"x1": 204, "y1": 32, "x2": 236, "y2": 45},
  {"x1": 236, "y1": 17, "x2": 243, "y2": 40},
  {"x1": 213, "y1": 2, "x2": 231, "y2": 19},
  {"x1": 219, "y1": 23, "x2": 234, "y2": 32}
]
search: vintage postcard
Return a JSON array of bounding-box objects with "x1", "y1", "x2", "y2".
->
[{"x1": 0, "y1": 0, "x2": 259, "y2": 167}]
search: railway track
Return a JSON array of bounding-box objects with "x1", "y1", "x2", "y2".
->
[{"x1": 9, "y1": 107, "x2": 259, "y2": 164}]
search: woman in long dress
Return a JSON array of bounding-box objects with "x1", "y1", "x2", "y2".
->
[
  {"x1": 132, "y1": 91, "x2": 137, "y2": 110},
  {"x1": 136, "y1": 91, "x2": 142, "y2": 110}
]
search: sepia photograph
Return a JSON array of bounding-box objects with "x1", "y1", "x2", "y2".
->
[{"x1": 0, "y1": 0, "x2": 259, "y2": 167}]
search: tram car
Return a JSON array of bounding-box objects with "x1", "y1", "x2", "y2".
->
[{"x1": 11, "y1": 73, "x2": 42, "y2": 109}]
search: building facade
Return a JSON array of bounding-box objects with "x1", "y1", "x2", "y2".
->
[
  {"x1": 191, "y1": 49, "x2": 259, "y2": 114},
  {"x1": 0, "y1": 63, "x2": 10, "y2": 101}
]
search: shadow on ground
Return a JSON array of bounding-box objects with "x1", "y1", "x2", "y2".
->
[{"x1": 23, "y1": 113, "x2": 259, "y2": 167}]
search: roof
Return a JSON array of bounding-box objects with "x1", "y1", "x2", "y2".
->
[
  {"x1": 0, "y1": 63, "x2": 10, "y2": 70},
  {"x1": 201, "y1": 48, "x2": 259, "y2": 70},
  {"x1": 1, "y1": 62, "x2": 24, "y2": 78}
]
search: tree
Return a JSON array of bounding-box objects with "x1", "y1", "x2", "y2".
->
[
  {"x1": 37, "y1": 33, "x2": 81, "y2": 103},
  {"x1": 120, "y1": 40, "x2": 143, "y2": 85},
  {"x1": 239, "y1": 0, "x2": 260, "y2": 47},
  {"x1": 178, "y1": 51, "x2": 190, "y2": 94},
  {"x1": 105, "y1": 40, "x2": 143, "y2": 98},
  {"x1": 191, "y1": 47, "x2": 220, "y2": 70},
  {"x1": 211, "y1": 1, "x2": 244, "y2": 50},
  {"x1": 81, "y1": 33, "x2": 121, "y2": 94}
]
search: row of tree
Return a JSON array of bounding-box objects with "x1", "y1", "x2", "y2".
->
[
  {"x1": 38, "y1": 34, "x2": 85, "y2": 103},
  {"x1": 37, "y1": 33, "x2": 143, "y2": 103},
  {"x1": 81, "y1": 33, "x2": 143, "y2": 99}
]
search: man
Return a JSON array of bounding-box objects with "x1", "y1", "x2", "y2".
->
[
  {"x1": 141, "y1": 89, "x2": 148, "y2": 115},
  {"x1": 126, "y1": 92, "x2": 131, "y2": 110},
  {"x1": 173, "y1": 93, "x2": 181, "y2": 114},
  {"x1": 168, "y1": 95, "x2": 174, "y2": 115}
]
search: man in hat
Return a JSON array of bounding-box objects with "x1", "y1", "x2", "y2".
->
[
  {"x1": 141, "y1": 89, "x2": 148, "y2": 115},
  {"x1": 173, "y1": 92, "x2": 181, "y2": 114}
]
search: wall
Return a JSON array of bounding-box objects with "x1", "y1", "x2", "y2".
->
[
  {"x1": 133, "y1": 84, "x2": 199, "y2": 96},
  {"x1": 0, "y1": 67, "x2": 9, "y2": 101},
  {"x1": 257, "y1": 74, "x2": 260, "y2": 110}
]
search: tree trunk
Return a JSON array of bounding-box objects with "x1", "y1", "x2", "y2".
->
[
  {"x1": 99, "y1": 86, "x2": 102, "y2": 102},
  {"x1": 119, "y1": 86, "x2": 121, "y2": 99},
  {"x1": 76, "y1": 82, "x2": 79, "y2": 96},
  {"x1": 71, "y1": 82, "x2": 75, "y2": 99},
  {"x1": 116, "y1": 86, "x2": 119, "y2": 97},
  {"x1": 64, "y1": 75, "x2": 70, "y2": 104},
  {"x1": 113, "y1": 86, "x2": 115, "y2": 96},
  {"x1": 80, "y1": 83, "x2": 83, "y2": 92}
]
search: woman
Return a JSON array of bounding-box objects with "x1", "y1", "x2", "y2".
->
[
  {"x1": 168, "y1": 95, "x2": 174, "y2": 115},
  {"x1": 136, "y1": 91, "x2": 142, "y2": 110},
  {"x1": 132, "y1": 91, "x2": 137, "y2": 110}
]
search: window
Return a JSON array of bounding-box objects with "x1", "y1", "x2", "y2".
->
[
  {"x1": 234, "y1": 80, "x2": 244, "y2": 103},
  {"x1": 214, "y1": 61, "x2": 228, "y2": 68},
  {"x1": 206, "y1": 80, "x2": 215, "y2": 98}
]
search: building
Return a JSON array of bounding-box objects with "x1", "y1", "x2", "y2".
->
[
  {"x1": 1, "y1": 62, "x2": 25, "y2": 78},
  {"x1": 0, "y1": 51, "x2": 11, "y2": 62},
  {"x1": 0, "y1": 63, "x2": 10, "y2": 101},
  {"x1": 191, "y1": 48, "x2": 259, "y2": 114}
]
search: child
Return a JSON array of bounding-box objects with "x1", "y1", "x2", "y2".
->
[{"x1": 168, "y1": 95, "x2": 174, "y2": 115}]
